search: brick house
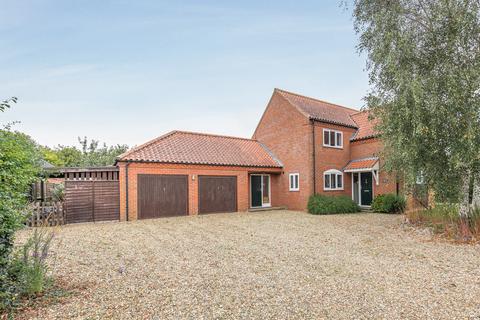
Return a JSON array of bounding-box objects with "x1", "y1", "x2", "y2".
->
[{"x1": 116, "y1": 88, "x2": 397, "y2": 221}]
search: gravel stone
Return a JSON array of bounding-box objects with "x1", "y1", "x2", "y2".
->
[{"x1": 14, "y1": 211, "x2": 480, "y2": 319}]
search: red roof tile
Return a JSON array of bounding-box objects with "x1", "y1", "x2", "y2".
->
[
  {"x1": 350, "y1": 110, "x2": 378, "y2": 141},
  {"x1": 275, "y1": 89, "x2": 359, "y2": 128},
  {"x1": 117, "y1": 131, "x2": 283, "y2": 168},
  {"x1": 344, "y1": 157, "x2": 379, "y2": 171}
]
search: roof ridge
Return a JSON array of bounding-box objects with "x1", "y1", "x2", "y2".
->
[
  {"x1": 174, "y1": 130, "x2": 257, "y2": 142},
  {"x1": 350, "y1": 109, "x2": 369, "y2": 116},
  {"x1": 274, "y1": 88, "x2": 359, "y2": 113},
  {"x1": 117, "y1": 130, "x2": 260, "y2": 161},
  {"x1": 117, "y1": 130, "x2": 178, "y2": 160}
]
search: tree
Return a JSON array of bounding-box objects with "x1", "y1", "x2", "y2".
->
[
  {"x1": 40, "y1": 139, "x2": 128, "y2": 168},
  {"x1": 0, "y1": 103, "x2": 41, "y2": 272},
  {"x1": 0, "y1": 97, "x2": 17, "y2": 113},
  {"x1": 77, "y1": 137, "x2": 128, "y2": 167},
  {"x1": 351, "y1": 0, "x2": 480, "y2": 217}
]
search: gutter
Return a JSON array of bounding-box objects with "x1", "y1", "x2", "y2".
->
[{"x1": 311, "y1": 119, "x2": 316, "y2": 194}]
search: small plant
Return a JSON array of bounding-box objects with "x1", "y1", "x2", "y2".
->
[
  {"x1": 1, "y1": 225, "x2": 55, "y2": 313},
  {"x1": 51, "y1": 183, "x2": 65, "y2": 202},
  {"x1": 371, "y1": 194, "x2": 406, "y2": 213},
  {"x1": 406, "y1": 204, "x2": 480, "y2": 242},
  {"x1": 12, "y1": 227, "x2": 54, "y2": 296},
  {"x1": 308, "y1": 194, "x2": 360, "y2": 215}
]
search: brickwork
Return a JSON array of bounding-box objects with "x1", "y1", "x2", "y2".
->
[
  {"x1": 252, "y1": 92, "x2": 313, "y2": 210},
  {"x1": 118, "y1": 162, "x2": 281, "y2": 221}
]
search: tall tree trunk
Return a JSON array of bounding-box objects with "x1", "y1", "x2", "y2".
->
[
  {"x1": 459, "y1": 169, "x2": 471, "y2": 219},
  {"x1": 472, "y1": 172, "x2": 480, "y2": 210}
]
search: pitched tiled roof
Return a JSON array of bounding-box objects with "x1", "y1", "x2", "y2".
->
[
  {"x1": 117, "y1": 131, "x2": 283, "y2": 168},
  {"x1": 350, "y1": 110, "x2": 378, "y2": 141},
  {"x1": 275, "y1": 88, "x2": 359, "y2": 128},
  {"x1": 344, "y1": 157, "x2": 379, "y2": 171}
]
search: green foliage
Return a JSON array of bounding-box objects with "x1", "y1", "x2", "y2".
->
[
  {"x1": 1, "y1": 227, "x2": 54, "y2": 311},
  {"x1": 352, "y1": 0, "x2": 480, "y2": 204},
  {"x1": 11, "y1": 228, "x2": 54, "y2": 296},
  {"x1": 406, "y1": 203, "x2": 480, "y2": 241},
  {"x1": 0, "y1": 130, "x2": 41, "y2": 201},
  {"x1": 51, "y1": 183, "x2": 65, "y2": 202},
  {"x1": 0, "y1": 102, "x2": 45, "y2": 312},
  {"x1": 0, "y1": 129, "x2": 41, "y2": 271},
  {"x1": 308, "y1": 194, "x2": 360, "y2": 215},
  {"x1": 0, "y1": 97, "x2": 17, "y2": 113},
  {"x1": 40, "y1": 138, "x2": 128, "y2": 168},
  {"x1": 77, "y1": 137, "x2": 128, "y2": 167},
  {"x1": 371, "y1": 194, "x2": 406, "y2": 213}
]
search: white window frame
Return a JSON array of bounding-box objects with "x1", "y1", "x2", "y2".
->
[
  {"x1": 289, "y1": 173, "x2": 300, "y2": 191},
  {"x1": 322, "y1": 128, "x2": 343, "y2": 149},
  {"x1": 323, "y1": 169, "x2": 344, "y2": 191},
  {"x1": 250, "y1": 174, "x2": 271, "y2": 208}
]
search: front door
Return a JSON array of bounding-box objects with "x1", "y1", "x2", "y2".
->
[
  {"x1": 250, "y1": 174, "x2": 271, "y2": 208},
  {"x1": 360, "y1": 172, "x2": 373, "y2": 206}
]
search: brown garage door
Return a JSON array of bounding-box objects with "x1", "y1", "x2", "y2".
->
[
  {"x1": 137, "y1": 174, "x2": 188, "y2": 219},
  {"x1": 198, "y1": 176, "x2": 237, "y2": 214}
]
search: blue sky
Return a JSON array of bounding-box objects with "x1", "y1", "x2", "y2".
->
[{"x1": 1, "y1": 0, "x2": 367, "y2": 147}]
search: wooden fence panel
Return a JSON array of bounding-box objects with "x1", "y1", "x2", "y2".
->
[
  {"x1": 64, "y1": 180, "x2": 119, "y2": 223},
  {"x1": 92, "y1": 181, "x2": 120, "y2": 222},
  {"x1": 27, "y1": 201, "x2": 64, "y2": 227},
  {"x1": 65, "y1": 181, "x2": 94, "y2": 224}
]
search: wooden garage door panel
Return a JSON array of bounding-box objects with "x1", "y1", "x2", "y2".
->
[
  {"x1": 137, "y1": 174, "x2": 188, "y2": 219},
  {"x1": 198, "y1": 176, "x2": 237, "y2": 214}
]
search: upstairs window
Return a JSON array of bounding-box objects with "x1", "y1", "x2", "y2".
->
[
  {"x1": 324, "y1": 169, "x2": 343, "y2": 190},
  {"x1": 323, "y1": 129, "x2": 343, "y2": 148},
  {"x1": 289, "y1": 173, "x2": 299, "y2": 191}
]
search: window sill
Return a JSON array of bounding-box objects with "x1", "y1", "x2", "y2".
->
[
  {"x1": 289, "y1": 189, "x2": 300, "y2": 192},
  {"x1": 323, "y1": 188, "x2": 344, "y2": 191},
  {"x1": 322, "y1": 145, "x2": 343, "y2": 149}
]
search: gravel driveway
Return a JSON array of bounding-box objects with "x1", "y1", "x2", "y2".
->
[{"x1": 15, "y1": 210, "x2": 480, "y2": 319}]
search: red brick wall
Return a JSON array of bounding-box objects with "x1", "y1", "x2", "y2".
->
[
  {"x1": 252, "y1": 92, "x2": 313, "y2": 210},
  {"x1": 118, "y1": 162, "x2": 281, "y2": 221},
  {"x1": 253, "y1": 91, "x2": 397, "y2": 210},
  {"x1": 313, "y1": 122, "x2": 357, "y2": 198},
  {"x1": 350, "y1": 138, "x2": 397, "y2": 196}
]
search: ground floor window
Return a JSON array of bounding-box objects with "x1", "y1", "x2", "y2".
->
[
  {"x1": 289, "y1": 173, "x2": 299, "y2": 191},
  {"x1": 324, "y1": 169, "x2": 343, "y2": 190}
]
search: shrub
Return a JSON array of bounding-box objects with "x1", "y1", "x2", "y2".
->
[
  {"x1": 51, "y1": 183, "x2": 65, "y2": 202},
  {"x1": 406, "y1": 204, "x2": 480, "y2": 242},
  {"x1": 371, "y1": 194, "x2": 406, "y2": 213},
  {"x1": 11, "y1": 227, "x2": 54, "y2": 296},
  {"x1": 0, "y1": 225, "x2": 54, "y2": 312},
  {"x1": 308, "y1": 194, "x2": 360, "y2": 215}
]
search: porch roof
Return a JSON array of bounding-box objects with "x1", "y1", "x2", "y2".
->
[{"x1": 343, "y1": 157, "x2": 379, "y2": 172}]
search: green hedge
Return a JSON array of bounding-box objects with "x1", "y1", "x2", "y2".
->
[
  {"x1": 308, "y1": 194, "x2": 360, "y2": 215},
  {"x1": 371, "y1": 194, "x2": 406, "y2": 213}
]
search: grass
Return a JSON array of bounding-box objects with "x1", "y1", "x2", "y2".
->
[{"x1": 406, "y1": 204, "x2": 480, "y2": 242}]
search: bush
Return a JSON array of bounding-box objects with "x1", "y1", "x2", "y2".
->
[
  {"x1": 308, "y1": 194, "x2": 360, "y2": 215},
  {"x1": 406, "y1": 204, "x2": 480, "y2": 242},
  {"x1": 51, "y1": 183, "x2": 65, "y2": 202},
  {"x1": 0, "y1": 226, "x2": 54, "y2": 312},
  {"x1": 371, "y1": 194, "x2": 406, "y2": 213}
]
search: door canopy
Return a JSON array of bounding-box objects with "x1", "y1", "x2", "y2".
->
[{"x1": 343, "y1": 157, "x2": 380, "y2": 185}]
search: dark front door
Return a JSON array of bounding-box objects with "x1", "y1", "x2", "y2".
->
[
  {"x1": 137, "y1": 174, "x2": 188, "y2": 219},
  {"x1": 251, "y1": 175, "x2": 262, "y2": 207},
  {"x1": 361, "y1": 172, "x2": 373, "y2": 206},
  {"x1": 198, "y1": 176, "x2": 237, "y2": 214}
]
